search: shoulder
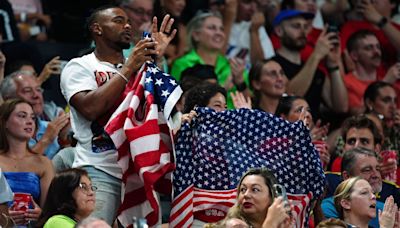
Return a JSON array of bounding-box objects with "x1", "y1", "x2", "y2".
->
[
  {"x1": 29, "y1": 153, "x2": 53, "y2": 173},
  {"x1": 44, "y1": 215, "x2": 76, "y2": 228}
]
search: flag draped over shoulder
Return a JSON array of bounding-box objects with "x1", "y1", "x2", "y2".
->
[
  {"x1": 105, "y1": 62, "x2": 182, "y2": 227},
  {"x1": 170, "y1": 108, "x2": 326, "y2": 228}
]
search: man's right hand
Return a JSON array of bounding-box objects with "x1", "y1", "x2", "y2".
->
[{"x1": 124, "y1": 38, "x2": 158, "y2": 77}]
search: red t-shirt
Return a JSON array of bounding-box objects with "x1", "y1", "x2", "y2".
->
[{"x1": 344, "y1": 72, "x2": 375, "y2": 109}]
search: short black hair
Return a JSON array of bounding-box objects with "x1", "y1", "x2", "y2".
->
[
  {"x1": 180, "y1": 64, "x2": 218, "y2": 92},
  {"x1": 183, "y1": 82, "x2": 226, "y2": 113},
  {"x1": 85, "y1": 4, "x2": 119, "y2": 39}
]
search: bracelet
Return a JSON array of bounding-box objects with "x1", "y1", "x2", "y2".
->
[
  {"x1": 235, "y1": 82, "x2": 247, "y2": 92},
  {"x1": 327, "y1": 66, "x2": 339, "y2": 74},
  {"x1": 376, "y1": 17, "x2": 388, "y2": 28},
  {"x1": 115, "y1": 71, "x2": 129, "y2": 83}
]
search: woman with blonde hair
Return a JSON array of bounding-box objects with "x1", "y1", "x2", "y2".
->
[{"x1": 334, "y1": 176, "x2": 398, "y2": 228}]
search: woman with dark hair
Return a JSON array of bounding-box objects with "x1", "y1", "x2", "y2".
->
[
  {"x1": 276, "y1": 95, "x2": 330, "y2": 169},
  {"x1": 171, "y1": 11, "x2": 249, "y2": 109},
  {"x1": 221, "y1": 168, "x2": 292, "y2": 228},
  {"x1": 36, "y1": 168, "x2": 96, "y2": 228},
  {"x1": 183, "y1": 82, "x2": 227, "y2": 114},
  {"x1": 0, "y1": 99, "x2": 54, "y2": 226},
  {"x1": 249, "y1": 59, "x2": 287, "y2": 114},
  {"x1": 364, "y1": 81, "x2": 400, "y2": 153}
]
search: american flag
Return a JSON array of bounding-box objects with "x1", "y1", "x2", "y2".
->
[
  {"x1": 105, "y1": 62, "x2": 182, "y2": 227},
  {"x1": 170, "y1": 108, "x2": 325, "y2": 227}
]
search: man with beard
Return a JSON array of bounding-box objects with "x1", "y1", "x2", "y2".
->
[
  {"x1": 60, "y1": 5, "x2": 176, "y2": 225},
  {"x1": 271, "y1": 10, "x2": 348, "y2": 119},
  {"x1": 344, "y1": 29, "x2": 400, "y2": 115}
]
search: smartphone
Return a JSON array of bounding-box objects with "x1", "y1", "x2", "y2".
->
[
  {"x1": 273, "y1": 184, "x2": 292, "y2": 216},
  {"x1": 327, "y1": 23, "x2": 339, "y2": 47},
  {"x1": 142, "y1": 31, "x2": 156, "y2": 61}
]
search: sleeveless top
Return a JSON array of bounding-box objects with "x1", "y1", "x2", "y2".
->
[{"x1": 3, "y1": 172, "x2": 41, "y2": 202}]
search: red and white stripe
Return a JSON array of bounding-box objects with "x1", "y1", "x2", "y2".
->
[
  {"x1": 106, "y1": 66, "x2": 178, "y2": 227},
  {"x1": 170, "y1": 187, "x2": 237, "y2": 227}
]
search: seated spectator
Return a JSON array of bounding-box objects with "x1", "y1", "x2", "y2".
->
[
  {"x1": 322, "y1": 147, "x2": 400, "y2": 228},
  {"x1": 170, "y1": 11, "x2": 250, "y2": 109},
  {"x1": 224, "y1": 0, "x2": 275, "y2": 67},
  {"x1": 344, "y1": 30, "x2": 400, "y2": 115},
  {"x1": 276, "y1": 95, "x2": 330, "y2": 169},
  {"x1": 36, "y1": 168, "x2": 96, "y2": 228},
  {"x1": 0, "y1": 99, "x2": 54, "y2": 226},
  {"x1": 364, "y1": 81, "x2": 400, "y2": 153},
  {"x1": 333, "y1": 176, "x2": 397, "y2": 228},
  {"x1": 249, "y1": 59, "x2": 287, "y2": 114},
  {"x1": 183, "y1": 82, "x2": 228, "y2": 114},
  {"x1": 218, "y1": 168, "x2": 292, "y2": 228},
  {"x1": 0, "y1": 70, "x2": 70, "y2": 158}
]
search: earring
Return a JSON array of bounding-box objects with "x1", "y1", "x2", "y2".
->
[{"x1": 98, "y1": 32, "x2": 102, "y2": 35}]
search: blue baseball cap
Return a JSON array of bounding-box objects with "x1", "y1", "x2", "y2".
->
[{"x1": 273, "y1": 10, "x2": 315, "y2": 27}]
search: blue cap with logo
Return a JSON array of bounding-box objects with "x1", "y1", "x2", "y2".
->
[{"x1": 273, "y1": 10, "x2": 314, "y2": 27}]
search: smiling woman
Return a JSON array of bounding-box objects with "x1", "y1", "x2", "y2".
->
[{"x1": 36, "y1": 168, "x2": 96, "y2": 228}]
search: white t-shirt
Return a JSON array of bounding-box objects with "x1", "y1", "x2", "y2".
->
[
  {"x1": 60, "y1": 53, "x2": 122, "y2": 178},
  {"x1": 226, "y1": 21, "x2": 275, "y2": 68}
]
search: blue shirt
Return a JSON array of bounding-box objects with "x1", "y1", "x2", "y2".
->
[
  {"x1": 29, "y1": 119, "x2": 60, "y2": 159},
  {"x1": 322, "y1": 196, "x2": 382, "y2": 228}
]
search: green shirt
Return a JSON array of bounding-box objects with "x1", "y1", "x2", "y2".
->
[
  {"x1": 44, "y1": 215, "x2": 76, "y2": 228},
  {"x1": 170, "y1": 49, "x2": 248, "y2": 109}
]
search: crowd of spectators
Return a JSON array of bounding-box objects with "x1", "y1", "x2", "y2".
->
[{"x1": 0, "y1": 0, "x2": 400, "y2": 227}]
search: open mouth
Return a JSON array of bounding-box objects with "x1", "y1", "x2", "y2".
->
[{"x1": 369, "y1": 204, "x2": 376, "y2": 209}]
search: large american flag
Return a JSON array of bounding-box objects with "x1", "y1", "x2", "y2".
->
[
  {"x1": 170, "y1": 108, "x2": 325, "y2": 227},
  {"x1": 105, "y1": 62, "x2": 182, "y2": 227}
]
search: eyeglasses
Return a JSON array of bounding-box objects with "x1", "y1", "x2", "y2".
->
[
  {"x1": 123, "y1": 6, "x2": 153, "y2": 19},
  {"x1": 78, "y1": 183, "x2": 97, "y2": 194}
]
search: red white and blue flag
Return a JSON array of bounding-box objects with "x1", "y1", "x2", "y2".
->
[
  {"x1": 105, "y1": 62, "x2": 182, "y2": 227},
  {"x1": 170, "y1": 108, "x2": 326, "y2": 227}
]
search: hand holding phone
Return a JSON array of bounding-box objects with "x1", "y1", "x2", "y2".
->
[{"x1": 273, "y1": 184, "x2": 292, "y2": 216}]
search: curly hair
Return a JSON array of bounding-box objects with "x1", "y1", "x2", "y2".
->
[{"x1": 183, "y1": 82, "x2": 226, "y2": 113}]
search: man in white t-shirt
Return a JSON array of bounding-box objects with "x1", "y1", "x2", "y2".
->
[
  {"x1": 226, "y1": 0, "x2": 275, "y2": 68},
  {"x1": 60, "y1": 5, "x2": 175, "y2": 225}
]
